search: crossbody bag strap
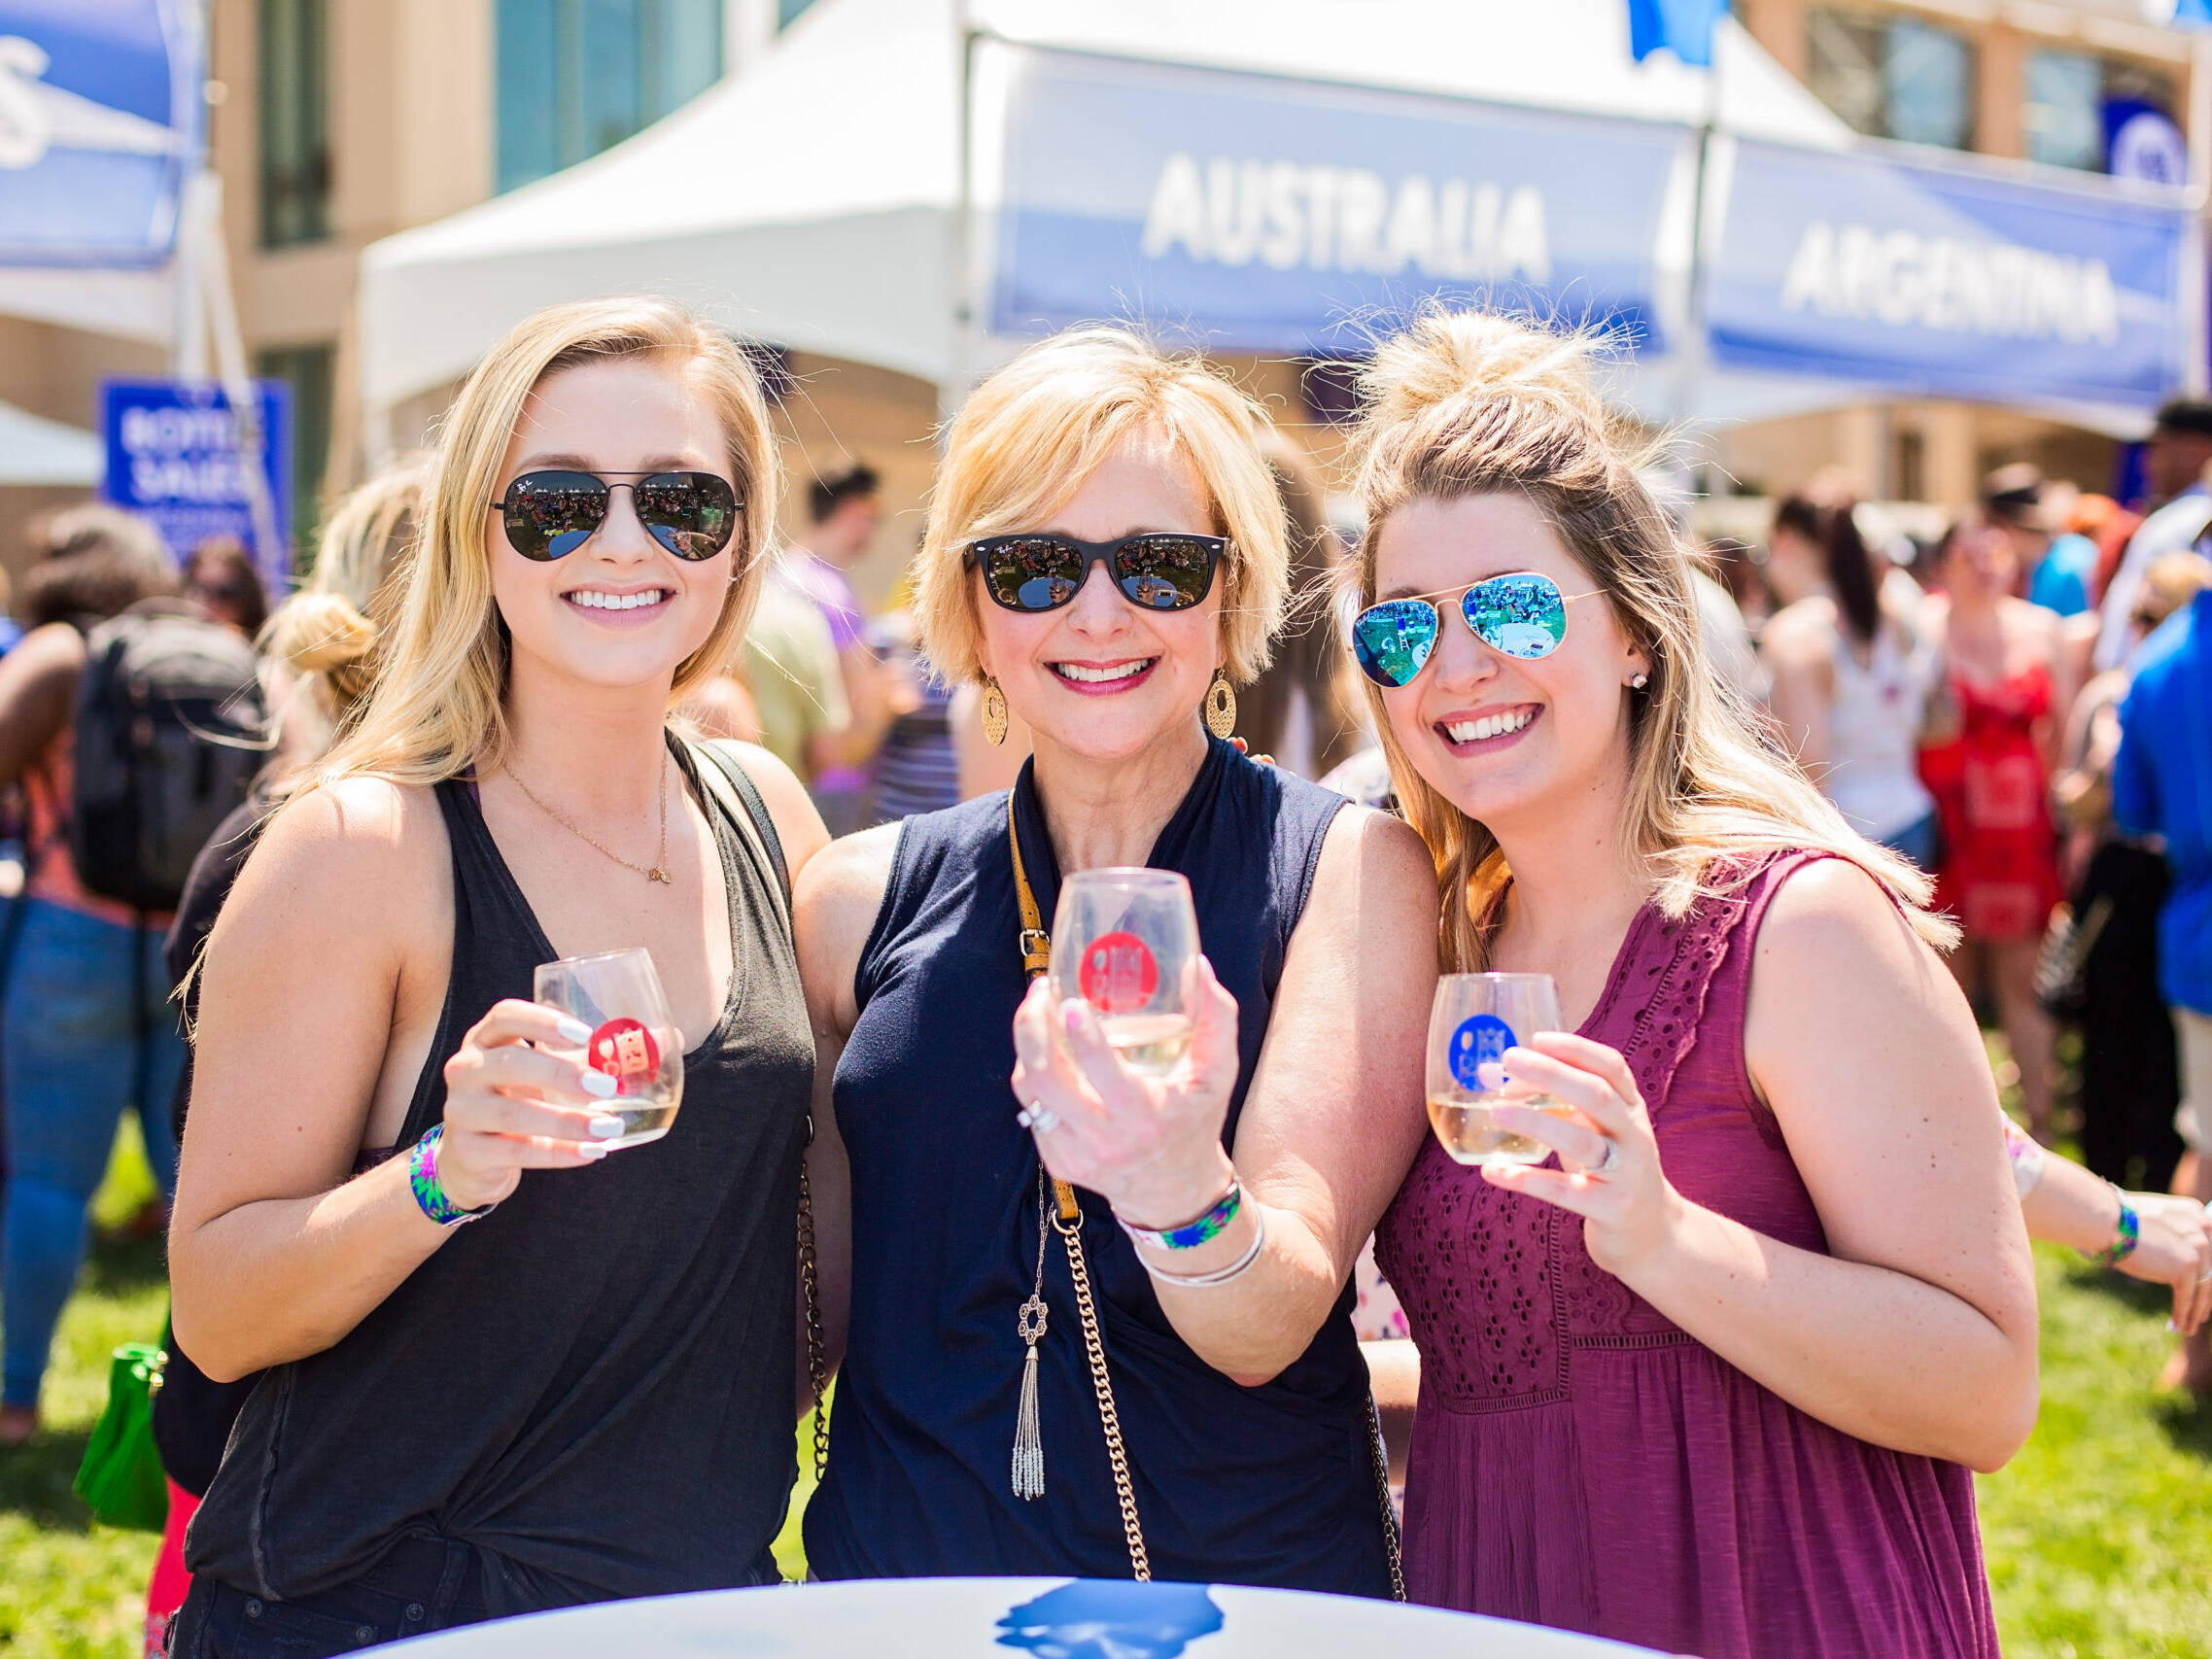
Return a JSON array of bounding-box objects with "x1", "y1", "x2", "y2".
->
[
  {"x1": 689, "y1": 739, "x2": 824, "y2": 1486},
  {"x1": 1008, "y1": 791, "x2": 1149, "y2": 1579}
]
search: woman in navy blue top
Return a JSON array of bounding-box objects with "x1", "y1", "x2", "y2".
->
[{"x1": 795, "y1": 328, "x2": 1434, "y2": 1591}]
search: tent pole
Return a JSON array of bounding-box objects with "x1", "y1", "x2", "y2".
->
[
  {"x1": 945, "y1": 1, "x2": 980, "y2": 429},
  {"x1": 1670, "y1": 39, "x2": 1722, "y2": 457},
  {"x1": 194, "y1": 175, "x2": 288, "y2": 587}
]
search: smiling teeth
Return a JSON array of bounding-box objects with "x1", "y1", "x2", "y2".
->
[
  {"x1": 1445, "y1": 709, "x2": 1536, "y2": 743},
  {"x1": 1053, "y1": 660, "x2": 1152, "y2": 684},
  {"x1": 568, "y1": 590, "x2": 668, "y2": 610}
]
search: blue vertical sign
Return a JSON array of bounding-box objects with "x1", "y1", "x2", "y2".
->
[
  {"x1": 0, "y1": 0, "x2": 201, "y2": 267},
  {"x1": 99, "y1": 379, "x2": 293, "y2": 584}
]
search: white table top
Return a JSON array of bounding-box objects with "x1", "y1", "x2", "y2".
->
[{"x1": 390, "y1": 1576, "x2": 1661, "y2": 1657}]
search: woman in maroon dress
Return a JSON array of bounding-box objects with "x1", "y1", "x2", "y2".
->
[{"x1": 1346, "y1": 311, "x2": 2037, "y2": 1659}]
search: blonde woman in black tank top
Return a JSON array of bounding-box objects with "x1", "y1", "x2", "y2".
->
[{"x1": 167, "y1": 299, "x2": 827, "y2": 1655}]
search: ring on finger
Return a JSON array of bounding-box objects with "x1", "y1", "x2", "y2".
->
[
  {"x1": 1017, "y1": 1101, "x2": 1061, "y2": 1135},
  {"x1": 2195, "y1": 1266, "x2": 2212, "y2": 1284},
  {"x1": 1592, "y1": 1138, "x2": 1621, "y2": 1176}
]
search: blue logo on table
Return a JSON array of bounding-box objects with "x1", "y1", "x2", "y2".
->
[
  {"x1": 1450, "y1": 1015, "x2": 1515, "y2": 1089},
  {"x1": 996, "y1": 1580, "x2": 1226, "y2": 1659}
]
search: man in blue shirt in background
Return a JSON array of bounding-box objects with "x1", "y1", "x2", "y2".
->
[{"x1": 2115, "y1": 581, "x2": 2212, "y2": 1394}]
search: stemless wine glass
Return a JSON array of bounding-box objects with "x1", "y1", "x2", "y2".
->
[
  {"x1": 1426, "y1": 973, "x2": 1566, "y2": 1167},
  {"x1": 1050, "y1": 869, "x2": 1201, "y2": 1079},
  {"x1": 534, "y1": 947, "x2": 686, "y2": 1150}
]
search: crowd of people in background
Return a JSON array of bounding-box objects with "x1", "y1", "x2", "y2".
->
[{"x1": 0, "y1": 304, "x2": 2209, "y2": 1657}]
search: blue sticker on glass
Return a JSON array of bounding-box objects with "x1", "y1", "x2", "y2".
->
[{"x1": 1450, "y1": 1014, "x2": 1516, "y2": 1089}]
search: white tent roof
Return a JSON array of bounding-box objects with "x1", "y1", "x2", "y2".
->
[
  {"x1": 0, "y1": 398, "x2": 102, "y2": 485},
  {"x1": 359, "y1": 0, "x2": 1849, "y2": 412}
]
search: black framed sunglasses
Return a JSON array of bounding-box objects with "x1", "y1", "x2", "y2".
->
[
  {"x1": 493, "y1": 469, "x2": 743, "y2": 562},
  {"x1": 965, "y1": 532, "x2": 1227, "y2": 614}
]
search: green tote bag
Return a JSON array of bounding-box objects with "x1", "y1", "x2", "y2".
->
[{"x1": 73, "y1": 1340, "x2": 170, "y2": 1533}]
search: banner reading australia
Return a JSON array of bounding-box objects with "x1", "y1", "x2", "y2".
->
[
  {"x1": 1706, "y1": 138, "x2": 2192, "y2": 409},
  {"x1": 0, "y1": 0, "x2": 200, "y2": 267},
  {"x1": 990, "y1": 50, "x2": 1692, "y2": 357}
]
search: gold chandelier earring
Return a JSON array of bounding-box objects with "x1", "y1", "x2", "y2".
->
[
  {"x1": 981, "y1": 674, "x2": 1009, "y2": 746},
  {"x1": 1203, "y1": 668, "x2": 1237, "y2": 741}
]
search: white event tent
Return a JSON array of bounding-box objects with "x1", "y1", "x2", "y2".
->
[{"x1": 357, "y1": 0, "x2": 1862, "y2": 437}]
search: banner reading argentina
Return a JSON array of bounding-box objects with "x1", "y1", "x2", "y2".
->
[
  {"x1": 1706, "y1": 138, "x2": 2193, "y2": 409},
  {"x1": 990, "y1": 50, "x2": 1691, "y2": 357}
]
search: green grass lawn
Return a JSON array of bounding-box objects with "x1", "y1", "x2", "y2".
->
[{"x1": 5, "y1": 1138, "x2": 2211, "y2": 1656}]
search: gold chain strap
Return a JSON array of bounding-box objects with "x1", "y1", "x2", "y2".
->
[{"x1": 1054, "y1": 1204, "x2": 1151, "y2": 1581}]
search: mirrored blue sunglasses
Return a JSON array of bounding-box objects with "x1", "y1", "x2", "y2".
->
[{"x1": 1350, "y1": 571, "x2": 1602, "y2": 688}]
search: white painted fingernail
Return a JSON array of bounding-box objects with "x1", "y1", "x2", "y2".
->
[
  {"x1": 578, "y1": 1142, "x2": 610, "y2": 1159},
  {"x1": 588, "y1": 1115, "x2": 626, "y2": 1138},
  {"x1": 580, "y1": 1069, "x2": 619, "y2": 1099},
  {"x1": 556, "y1": 1016, "x2": 593, "y2": 1045}
]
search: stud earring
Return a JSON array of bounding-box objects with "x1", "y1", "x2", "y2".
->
[
  {"x1": 1629, "y1": 672, "x2": 1650, "y2": 691},
  {"x1": 1204, "y1": 668, "x2": 1237, "y2": 740},
  {"x1": 981, "y1": 674, "x2": 1009, "y2": 746}
]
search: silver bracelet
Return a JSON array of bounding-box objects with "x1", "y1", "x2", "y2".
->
[{"x1": 1140, "y1": 1207, "x2": 1266, "y2": 1289}]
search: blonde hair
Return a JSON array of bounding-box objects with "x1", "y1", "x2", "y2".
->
[
  {"x1": 1348, "y1": 308, "x2": 1954, "y2": 970},
  {"x1": 311, "y1": 298, "x2": 778, "y2": 792},
  {"x1": 914, "y1": 327, "x2": 1289, "y2": 687}
]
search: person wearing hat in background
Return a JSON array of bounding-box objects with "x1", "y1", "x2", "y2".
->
[
  {"x1": 2096, "y1": 397, "x2": 2212, "y2": 672},
  {"x1": 1985, "y1": 464, "x2": 2095, "y2": 619}
]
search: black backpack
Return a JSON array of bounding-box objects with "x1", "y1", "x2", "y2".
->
[{"x1": 69, "y1": 602, "x2": 266, "y2": 914}]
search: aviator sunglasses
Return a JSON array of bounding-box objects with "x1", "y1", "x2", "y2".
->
[
  {"x1": 494, "y1": 469, "x2": 743, "y2": 562},
  {"x1": 1351, "y1": 571, "x2": 1602, "y2": 688},
  {"x1": 965, "y1": 531, "x2": 1227, "y2": 613}
]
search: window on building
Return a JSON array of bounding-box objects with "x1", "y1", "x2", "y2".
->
[
  {"x1": 259, "y1": 0, "x2": 330, "y2": 247},
  {"x1": 2026, "y1": 51, "x2": 2179, "y2": 173},
  {"x1": 257, "y1": 343, "x2": 335, "y2": 558},
  {"x1": 497, "y1": 0, "x2": 724, "y2": 193},
  {"x1": 1808, "y1": 11, "x2": 1976, "y2": 152}
]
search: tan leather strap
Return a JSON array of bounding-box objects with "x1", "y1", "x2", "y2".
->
[{"x1": 1008, "y1": 793, "x2": 1080, "y2": 1227}]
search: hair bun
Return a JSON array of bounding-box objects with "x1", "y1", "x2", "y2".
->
[
  {"x1": 263, "y1": 591, "x2": 379, "y2": 708},
  {"x1": 1359, "y1": 310, "x2": 1608, "y2": 434}
]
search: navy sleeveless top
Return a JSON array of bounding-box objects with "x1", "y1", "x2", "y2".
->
[{"x1": 806, "y1": 737, "x2": 1389, "y2": 1594}]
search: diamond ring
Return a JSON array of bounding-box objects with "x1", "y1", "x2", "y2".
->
[
  {"x1": 1017, "y1": 1101, "x2": 1061, "y2": 1135},
  {"x1": 1594, "y1": 1139, "x2": 1621, "y2": 1176}
]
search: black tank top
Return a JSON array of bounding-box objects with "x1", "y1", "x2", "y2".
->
[{"x1": 186, "y1": 736, "x2": 813, "y2": 1612}]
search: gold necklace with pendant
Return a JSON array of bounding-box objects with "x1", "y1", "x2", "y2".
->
[{"x1": 504, "y1": 741, "x2": 673, "y2": 884}]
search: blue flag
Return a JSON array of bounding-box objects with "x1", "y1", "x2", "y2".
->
[
  {"x1": 1626, "y1": 0, "x2": 1727, "y2": 66},
  {"x1": 2170, "y1": 0, "x2": 2212, "y2": 24}
]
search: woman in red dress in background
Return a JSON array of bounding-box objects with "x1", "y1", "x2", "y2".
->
[{"x1": 1919, "y1": 515, "x2": 2074, "y2": 1142}]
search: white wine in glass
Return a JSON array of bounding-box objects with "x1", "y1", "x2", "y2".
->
[
  {"x1": 535, "y1": 948, "x2": 686, "y2": 1150},
  {"x1": 1427, "y1": 973, "x2": 1567, "y2": 1167},
  {"x1": 1051, "y1": 869, "x2": 1200, "y2": 1081}
]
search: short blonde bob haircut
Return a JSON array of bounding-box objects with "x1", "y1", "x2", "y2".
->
[
  {"x1": 915, "y1": 327, "x2": 1290, "y2": 687},
  {"x1": 1348, "y1": 306, "x2": 1954, "y2": 972},
  {"x1": 310, "y1": 297, "x2": 778, "y2": 793}
]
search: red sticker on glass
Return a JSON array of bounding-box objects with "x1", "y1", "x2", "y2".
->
[
  {"x1": 1077, "y1": 931, "x2": 1158, "y2": 1014},
  {"x1": 586, "y1": 1018, "x2": 661, "y2": 1090}
]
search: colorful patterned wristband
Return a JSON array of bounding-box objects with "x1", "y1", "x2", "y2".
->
[
  {"x1": 2086, "y1": 1186, "x2": 2139, "y2": 1268},
  {"x1": 408, "y1": 1125, "x2": 494, "y2": 1227},
  {"x1": 1116, "y1": 1178, "x2": 1242, "y2": 1252}
]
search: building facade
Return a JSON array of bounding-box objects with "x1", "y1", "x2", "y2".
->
[{"x1": 0, "y1": 0, "x2": 2201, "y2": 585}]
